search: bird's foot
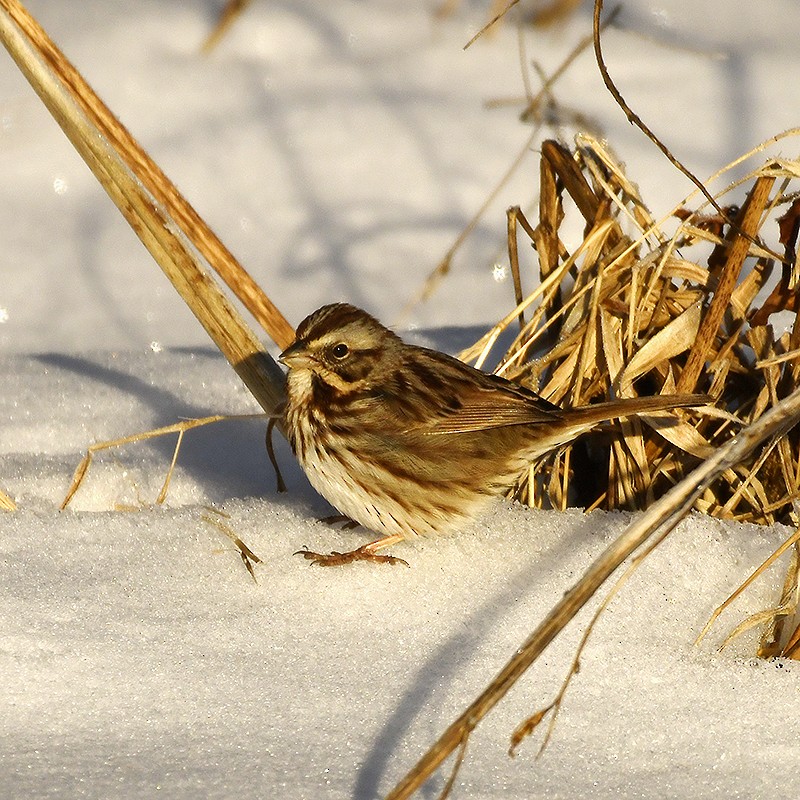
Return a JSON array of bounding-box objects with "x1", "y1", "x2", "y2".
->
[{"x1": 293, "y1": 544, "x2": 409, "y2": 567}]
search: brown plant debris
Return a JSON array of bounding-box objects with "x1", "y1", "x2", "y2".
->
[{"x1": 459, "y1": 133, "x2": 800, "y2": 528}]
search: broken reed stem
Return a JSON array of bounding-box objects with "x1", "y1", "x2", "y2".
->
[
  {"x1": 677, "y1": 176, "x2": 775, "y2": 393},
  {"x1": 201, "y1": 507, "x2": 263, "y2": 582},
  {"x1": 0, "y1": 0, "x2": 294, "y2": 351},
  {"x1": 387, "y1": 387, "x2": 800, "y2": 799},
  {"x1": 0, "y1": 0, "x2": 288, "y2": 418}
]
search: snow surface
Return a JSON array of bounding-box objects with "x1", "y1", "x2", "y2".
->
[{"x1": 2, "y1": 1, "x2": 800, "y2": 798}]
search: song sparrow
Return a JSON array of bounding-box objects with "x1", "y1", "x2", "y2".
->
[{"x1": 279, "y1": 303, "x2": 707, "y2": 566}]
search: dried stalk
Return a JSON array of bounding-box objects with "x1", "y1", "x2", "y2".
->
[
  {"x1": 0, "y1": 488, "x2": 16, "y2": 511},
  {"x1": 1, "y1": 0, "x2": 293, "y2": 351},
  {"x1": 59, "y1": 414, "x2": 268, "y2": 510},
  {"x1": 676, "y1": 176, "x2": 775, "y2": 393},
  {"x1": 463, "y1": 0, "x2": 520, "y2": 50},
  {"x1": 0, "y1": 0, "x2": 289, "y2": 418},
  {"x1": 473, "y1": 133, "x2": 800, "y2": 524},
  {"x1": 202, "y1": 0, "x2": 254, "y2": 53},
  {"x1": 694, "y1": 525, "x2": 800, "y2": 657},
  {"x1": 387, "y1": 387, "x2": 800, "y2": 799},
  {"x1": 405, "y1": 15, "x2": 617, "y2": 319}
]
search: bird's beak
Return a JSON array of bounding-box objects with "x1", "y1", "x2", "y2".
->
[{"x1": 279, "y1": 340, "x2": 313, "y2": 369}]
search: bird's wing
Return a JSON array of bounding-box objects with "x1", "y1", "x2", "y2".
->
[
  {"x1": 417, "y1": 382, "x2": 563, "y2": 434},
  {"x1": 374, "y1": 351, "x2": 564, "y2": 435}
]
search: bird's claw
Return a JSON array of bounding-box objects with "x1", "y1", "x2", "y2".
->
[{"x1": 293, "y1": 545, "x2": 409, "y2": 567}]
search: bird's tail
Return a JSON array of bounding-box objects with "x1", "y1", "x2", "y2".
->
[
  {"x1": 521, "y1": 393, "x2": 711, "y2": 462},
  {"x1": 564, "y1": 393, "x2": 710, "y2": 429}
]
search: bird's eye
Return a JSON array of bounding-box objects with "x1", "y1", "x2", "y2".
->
[{"x1": 331, "y1": 343, "x2": 350, "y2": 360}]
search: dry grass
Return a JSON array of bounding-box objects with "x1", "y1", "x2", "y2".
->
[
  {"x1": 0, "y1": 487, "x2": 16, "y2": 511},
  {"x1": 458, "y1": 133, "x2": 800, "y2": 530},
  {"x1": 387, "y1": 134, "x2": 800, "y2": 798},
  {"x1": 5, "y1": 3, "x2": 800, "y2": 794},
  {"x1": 4, "y1": 0, "x2": 799, "y2": 654},
  {"x1": 0, "y1": 0, "x2": 290, "y2": 422}
]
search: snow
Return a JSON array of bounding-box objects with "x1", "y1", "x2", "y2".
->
[{"x1": 1, "y1": 1, "x2": 799, "y2": 798}]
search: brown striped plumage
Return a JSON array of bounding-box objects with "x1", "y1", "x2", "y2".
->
[{"x1": 279, "y1": 303, "x2": 707, "y2": 565}]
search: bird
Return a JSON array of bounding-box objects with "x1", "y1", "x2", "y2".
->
[{"x1": 278, "y1": 303, "x2": 707, "y2": 566}]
